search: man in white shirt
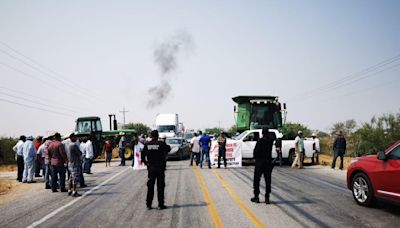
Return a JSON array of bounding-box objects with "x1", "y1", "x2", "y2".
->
[
  {"x1": 85, "y1": 139, "x2": 94, "y2": 174},
  {"x1": 291, "y1": 131, "x2": 304, "y2": 169},
  {"x1": 22, "y1": 136, "x2": 37, "y2": 183},
  {"x1": 189, "y1": 133, "x2": 200, "y2": 166},
  {"x1": 13, "y1": 135, "x2": 26, "y2": 182},
  {"x1": 311, "y1": 133, "x2": 320, "y2": 164}
]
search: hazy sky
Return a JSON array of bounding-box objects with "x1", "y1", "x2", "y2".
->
[{"x1": 1, "y1": 0, "x2": 399, "y2": 137}]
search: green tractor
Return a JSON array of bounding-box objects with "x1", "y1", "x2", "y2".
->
[
  {"x1": 75, "y1": 116, "x2": 104, "y2": 158},
  {"x1": 232, "y1": 95, "x2": 286, "y2": 133},
  {"x1": 75, "y1": 116, "x2": 138, "y2": 160}
]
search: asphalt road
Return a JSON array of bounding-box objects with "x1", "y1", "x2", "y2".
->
[{"x1": 0, "y1": 159, "x2": 399, "y2": 228}]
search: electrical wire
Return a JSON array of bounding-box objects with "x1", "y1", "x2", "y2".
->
[
  {"x1": 0, "y1": 41, "x2": 106, "y2": 104},
  {"x1": 0, "y1": 97, "x2": 75, "y2": 117},
  {"x1": 288, "y1": 54, "x2": 400, "y2": 102}
]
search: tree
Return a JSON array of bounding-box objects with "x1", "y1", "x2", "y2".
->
[
  {"x1": 124, "y1": 123, "x2": 151, "y2": 135},
  {"x1": 330, "y1": 119, "x2": 357, "y2": 136},
  {"x1": 282, "y1": 122, "x2": 312, "y2": 140},
  {"x1": 226, "y1": 125, "x2": 237, "y2": 135},
  {"x1": 204, "y1": 127, "x2": 224, "y2": 136}
]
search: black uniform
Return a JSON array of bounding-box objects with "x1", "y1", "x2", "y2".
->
[
  {"x1": 253, "y1": 132, "x2": 276, "y2": 198},
  {"x1": 141, "y1": 139, "x2": 171, "y2": 208}
]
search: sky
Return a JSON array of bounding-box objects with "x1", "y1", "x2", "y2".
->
[{"x1": 0, "y1": 0, "x2": 399, "y2": 137}]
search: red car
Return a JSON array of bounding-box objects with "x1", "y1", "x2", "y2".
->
[{"x1": 347, "y1": 141, "x2": 400, "y2": 206}]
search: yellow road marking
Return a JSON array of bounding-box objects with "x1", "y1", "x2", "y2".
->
[
  {"x1": 192, "y1": 166, "x2": 224, "y2": 228},
  {"x1": 212, "y1": 169, "x2": 265, "y2": 228}
]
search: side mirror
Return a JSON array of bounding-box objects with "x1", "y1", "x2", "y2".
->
[{"x1": 377, "y1": 151, "x2": 387, "y2": 161}]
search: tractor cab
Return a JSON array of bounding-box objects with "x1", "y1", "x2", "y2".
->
[{"x1": 75, "y1": 116, "x2": 104, "y2": 158}]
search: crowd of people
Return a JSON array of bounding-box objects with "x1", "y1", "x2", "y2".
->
[{"x1": 13, "y1": 131, "x2": 95, "y2": 197}]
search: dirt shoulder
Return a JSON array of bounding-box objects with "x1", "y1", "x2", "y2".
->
[{"x1": 0, "y1": 164, "x2": 43, "y2": 205}]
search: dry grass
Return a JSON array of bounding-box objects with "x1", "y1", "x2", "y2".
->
[
  {"x1": 0, "y1": 179, "x2": 12, "y2": 195},
  {"x1": 318, "y1": 154, "x2": 353, "y2": 170},
  {"x1": 0, "y1": 164, "x2": 17, "y2": 172}
]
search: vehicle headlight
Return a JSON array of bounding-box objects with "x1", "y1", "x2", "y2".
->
[{"x1": 170, "y1": 147, "x2": 179, "y2": 154}]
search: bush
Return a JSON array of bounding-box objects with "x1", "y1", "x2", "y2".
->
[{"x1": 0, "y1": 137, "x2": 17, "y2": 164}]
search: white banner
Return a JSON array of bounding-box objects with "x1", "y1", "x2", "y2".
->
[
  {"x1": 133, "y1": 150, "x2": 146, "y2": 170},
  {"x1": 210, "y1": 139, "x2": 242, "y2": 167}
]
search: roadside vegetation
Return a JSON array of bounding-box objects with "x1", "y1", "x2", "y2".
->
[{"x1": 0, "y1": 137, "x2": 17, "y2": 165}]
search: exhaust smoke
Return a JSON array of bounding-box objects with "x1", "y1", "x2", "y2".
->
[{"x1": 147, "y1": 30, "x2": 194, "y2": 109}]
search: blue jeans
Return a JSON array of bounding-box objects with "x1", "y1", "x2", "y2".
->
[
  {"x1": 119, "y1": 148, "x2": 126, "y2": 165},
  {"x1": 51, "y1": 165, "x2": 66, "y2": 191},
  {"x1": 83, "y1": 158, "x2": 92, "y2": 173},
  {"x1": 200, "y1": 148, "x2": 211, "y2": 168}
]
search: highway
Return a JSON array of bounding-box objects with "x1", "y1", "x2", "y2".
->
[{"x1": 0, "y1": 160, "x2": 399, "y2": 228}]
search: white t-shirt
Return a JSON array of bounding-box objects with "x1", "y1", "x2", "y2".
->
[
  {"x1": 86, "y1": 140, "x2": 94, "y2": 159},
  {"x1": 134, "y1": 142, "x2": 144, "y2": 153},
  {"x1": 314, "y1": 138, "x2": 320, "y2": 152},
  {"x1": 190, "y1": 136, "x2": 200, "y2": 153}
]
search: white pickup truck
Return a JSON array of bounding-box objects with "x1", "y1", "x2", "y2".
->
[{"x1": 231, "y1": 129, "x2": 315, "y2": 163}]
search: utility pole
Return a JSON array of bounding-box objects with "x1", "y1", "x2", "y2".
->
[{"x1": 119, "y1": 106, "x2": 129, "y2": 129}]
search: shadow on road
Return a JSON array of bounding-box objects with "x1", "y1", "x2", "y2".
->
[{"x1": 170, "y1": 202, "x2": 208, "y2": 209}]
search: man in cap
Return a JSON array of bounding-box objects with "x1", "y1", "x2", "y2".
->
[
  {"x1": 291, "y1": 131, "x2": 304, "y2": 169},
  {"x1": 332, "y1": 131, "x2": 346, "y2": 170},
  {"x1": 13, "y1": 135, "x2": 26, "y2": 182},
  {"x1": 48, "y1": 132, "x2": 68, "y2": 192},
  {"x1": 251, "y1": 127, "x2": 276, "y2": 204},
  {"x1": 22, "y1": 136, "x2": 37, "y2": 183},
  {"x1": 141, "y1": 130, "x2": 171, "y2": 210},
  {"x1": 311, "y1": 133, "x2": 320, "y2": 164},
  {"x1": 65, "y1": 133, "x2": 82, "y2": 197}
]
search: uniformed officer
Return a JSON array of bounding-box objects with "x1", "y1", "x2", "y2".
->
[
  {"x1": 251, "y1": 127, "x2": 276, "y2": 204},
  {"x1": 141, "y1": 130, "x2": 171, "y2": 210}
]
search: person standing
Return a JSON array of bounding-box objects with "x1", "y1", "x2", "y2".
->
[
  {"x1": 311, "y1": 133, "x2": 320, "y2": 164},
  {"x1": 34, "y1": 136, "x2": 43, "y2": 177},
  {"x1": 199, "y1": 132, "x2": 212, "y2": 169},
  {"x1": 13, "y1": 135, "x2": 26, "y2": 182},
  {"x1": 103, "y1": 138, "x2": 113, "y2": 167},
  {"x1": 48, "y1": 133, "x2": 68, "y2": 193},
  {"x1": 118, "y1": 133, "x2": 126, "y2": 166},
  {"x1": 189, "y1": 133, "x2": 200, "y2": 166},
  {"x1": 141, "y1": 130, "x2": 170, "y2": 210},
  {"x1": 132, "y1": 138, "x2": 144, "y2": 168},
  {"x1": 37, "y1": 137, "x2": 46, "y2": 177},
  {"x1": 251, "y1": 128, "x2": 276, "y2": 204},
  {"x1": 44, "y1": 133, "x2": 55, "y2": 189},
  {"x1": 217, "y1": 132, "x2": 227, "y2": 168},
  {"x1": 65, "y1": 133, "x2": 82, "y2": 197},
  {"x1": 85, "y1": 138, "x2": 94, "y2": 174},
  {"x1": 332, "y1": 131, "x2": 346, "y2": 170},
  {"x1": 273, "y1": 135, "x2": 283, "y2": 167},
  {"x1": 22, "y1": 136, "x2": 37, "y2": 183},
  {"x1": 291, "y1": 131, "x2": 304, "y2": 169}
]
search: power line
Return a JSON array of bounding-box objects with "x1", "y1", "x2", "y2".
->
[
  {"x1": 0, "y1": 62, "x2": 100, "y2": 108},
  {"x1": 0, "y1": 41, "x2": 106, "y2": 104},
  {"x1": 0, "y1": 97, "x2": 75, "y2": 117},
  {"x1": 0, "y1": 90, "x2": 82, "y2": 115},
  {"x1": 0, "y1": 86, "x2": 92, "y2": 113},
  {"x1": 289, "y1": 54, "x2": 400, "y2": 102}
]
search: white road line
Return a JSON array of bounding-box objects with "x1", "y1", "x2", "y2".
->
[{"x1": 27, "y1": 167, "x2": 129, "y2": 228}]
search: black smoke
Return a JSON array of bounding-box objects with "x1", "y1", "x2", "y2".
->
[{"x1": 147, "y1": 30, "x2": 193, "y2": 109}]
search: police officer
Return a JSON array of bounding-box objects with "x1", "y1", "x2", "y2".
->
[
  {"x1": 251, "y1": 127, "x2": 276, "y2": 204},
  {"x1": 141, "y1": 130, "x2": 171, "y2": 210}
]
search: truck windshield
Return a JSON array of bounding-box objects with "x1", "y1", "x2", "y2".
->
[
  {"x1": 157, "y1": 125, "x2": 176, "y2": 132},
  {"x1": 234, "y1": 131, "x2": 248, "y2": 140}
]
